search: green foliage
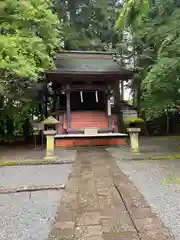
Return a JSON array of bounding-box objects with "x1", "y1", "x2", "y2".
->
[
  {"x1": 0, "y1": 0, "x2": 61, "y2": 138},
  {"x1": 116, "y1": 0, "x2": 149, "y2": 30},
  {"x1": 0, "y1": 0, "x2": 60, "y2": 81},
  {"x1": 55, "y1": 0, "x2": 122, "y2": 50},
  {"x1": 116, "y1": 0, "x2": 180, "y2": 119},
  {"x1": 125, "y1": 117, "x2": 144, "y2": 124},
  {"x1": 0, "y1": 0, "x2": 125, "y2": 139}
]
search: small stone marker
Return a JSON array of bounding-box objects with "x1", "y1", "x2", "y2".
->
[
  {"x1": 127, "y1": 127, "x2": 141, "y2": 153},
  {"x1": 84, "y1": 128, "x2": 98, "y2": 135}
]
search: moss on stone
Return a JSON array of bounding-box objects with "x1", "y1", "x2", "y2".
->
[
  {"x1": 41, "y1": 116, "x2": 60, "y2": 125},
  {"x1": 125, "y1": 117, "x2": 144, "y2": 124}
]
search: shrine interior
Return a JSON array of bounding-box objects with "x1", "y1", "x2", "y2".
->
[{"x1": 70, "y1": 91, "x2": 105, "y2": 111}]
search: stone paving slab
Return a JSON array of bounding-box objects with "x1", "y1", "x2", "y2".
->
[{"x1": 48, "y1": 148, "x2": 174, "y2": 240}]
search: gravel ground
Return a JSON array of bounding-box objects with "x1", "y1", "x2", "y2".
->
[
  {"x1": 107, "y1": 147, "x2": 180, "y2": 239},
  {"x1": 0, "y1": 160, "x2": 73, "y2": 239},
  {"x1": 0, "y1": 148, "x2": 77, "y2": 162},
  {"x1": 0, "y1": 190, "x2": 63, "y2": 240},
  {"x1": 0, "y1": 164, "x2": 72, "y2": 188}
]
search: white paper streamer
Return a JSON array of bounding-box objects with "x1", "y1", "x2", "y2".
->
[
  {"x1": 95, "y1": 91, "x2": 98, "y2": 102},
  {"x1": 80, "y1": 91, "x2": 83, "y2": 102}
]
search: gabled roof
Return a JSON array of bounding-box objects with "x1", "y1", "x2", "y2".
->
[
  {"x1": 46, "y1": 51, "x2": 133, "y2": 83},
  {"x1": 53, "y1": 51, "x2": 129, "y2": 73}
]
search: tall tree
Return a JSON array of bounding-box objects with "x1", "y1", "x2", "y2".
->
[
  {"x1": 0, "y1": 0, "x2": 60, "y2": 98},
  {"x1": 0, "y1": 0, "x2": 61, "y2": 138},
  {"x1": 55, "y1": 0, "x2": 122, "y2": 50},
  {"x1": 116, "y1": 0, "x2": 180, "y2": 119}
]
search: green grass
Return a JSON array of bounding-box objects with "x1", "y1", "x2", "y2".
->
[
  {"x1": 162, "y1": 176, "x2": 180, "y2": 185},
  {"x1": 0, "y1": 159, "x2": 70, "y2": 166},
  {"x1": 154, "y1": 136, "x2": 180, "y2": 140},
  {"x1": 152, "y1": 154, "x2": 180, "y2": 160}
]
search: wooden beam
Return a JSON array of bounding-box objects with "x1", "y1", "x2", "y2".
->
[{"x1": 60, "y1": 84, "x2": 108, "y2": 92}]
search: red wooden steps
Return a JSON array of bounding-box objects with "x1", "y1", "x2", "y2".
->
[
  {"x1": 63, "y1": 111, "x2": 108, "y2": 129},
  {"x1": 57, "y1": 111, "x2": 118, "y2": 134}
]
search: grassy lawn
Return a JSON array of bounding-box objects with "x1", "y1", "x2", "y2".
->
[
  {"x1": 152, "y1": 154, "x2": 180, "y2": 160},
  {"x1": 0, "y1": 159, "x2": 71, "y2": 166}
]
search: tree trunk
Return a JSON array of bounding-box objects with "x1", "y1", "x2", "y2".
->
[
  {"x1": 38, "y1": 90, "x2": 44, "y2": 120},
  {"x1": 6, "y1": 116, "x2": 14, "y2": 138},
  {"x1": 23, "y1": 118, "x2": 31, "y2": 141},
  {"x1": 136, "y1": 83, "x2": 141, "y2": 113}
]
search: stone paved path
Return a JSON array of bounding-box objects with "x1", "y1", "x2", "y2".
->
[{"x1": 49, "y1": 148, "x2": 174, "y2": 240}]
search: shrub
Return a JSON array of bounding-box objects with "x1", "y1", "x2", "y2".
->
[{"x1": 125, "y1": 117, "x2": 144, "y2": 128}]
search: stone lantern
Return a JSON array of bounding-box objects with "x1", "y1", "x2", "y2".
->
[
  {"x1": 41, "y1": 116, "x2": 60, "y2": 160},
  {"x1": 125, "y1": 117, "x2": 143, "y2": 154},
  {"x1": 127, "y1": 128, "x2": 141, "y2": 153}
]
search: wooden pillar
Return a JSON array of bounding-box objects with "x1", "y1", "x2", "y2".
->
[
  {"x1": 52, "y1": 89, "x2": 57, "y2": 113},
  {"x1": 120, "y1": 81, "x2": 124, "y2": 100},
  {"x1": 58, "y1": 95, "x2": 61, "y2": 109},
  {"x1": 107, "y1": 93, "x2": 112, "y2": 128},
  {"x1": 66, "y1": 85, "x2": 71, "y2": 128},
  {"x1": 114, "y1": 80, "x2": 125, "y2": 133}
]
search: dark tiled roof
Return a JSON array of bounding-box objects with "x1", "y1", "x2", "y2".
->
[{"x1": 53, "y1": 51, "x2": 132, "y2": 75}]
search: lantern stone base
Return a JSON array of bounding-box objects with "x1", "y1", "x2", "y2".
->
[
  {"x1": 43, "y1": 130, "x2": 57, "y2": 160},
  {"x1": 127, "y1": 128, "x2": 141, "y2": 153}
]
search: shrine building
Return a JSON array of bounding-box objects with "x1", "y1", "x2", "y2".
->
[{"x1": 45, "y1": 51, "x2": 133, "y2": 147}]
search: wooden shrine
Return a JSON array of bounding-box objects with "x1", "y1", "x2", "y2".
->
[{"x1": 45, "y1": 51, "x2": 133, "y2": 147}]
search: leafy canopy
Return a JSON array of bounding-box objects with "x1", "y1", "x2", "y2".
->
[
  {"x1": 0, "y1": 0, "x2": 60, "y2": 81},
  {"x1": 116, "y1": 0, "x2": 180, "y2": 119},
  {"x1": 55, "y1": 0, "x2": 122, "y2": 50}
]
